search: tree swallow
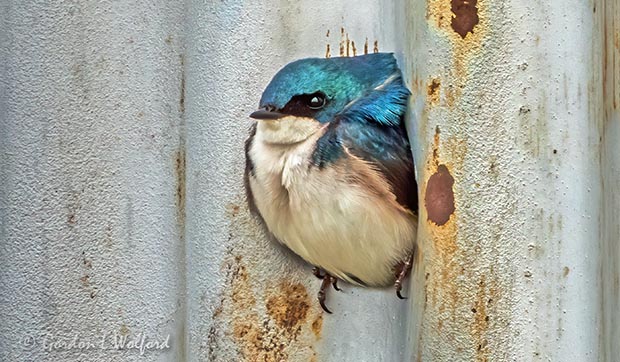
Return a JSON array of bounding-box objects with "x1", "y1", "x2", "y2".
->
[{"x1": 245, "y1": 53, "x2": 418, "y2": 313}]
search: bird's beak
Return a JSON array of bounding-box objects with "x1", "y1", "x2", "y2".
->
[{"x1": 249, "y1": 108, "x2": 284, "y2": 120}]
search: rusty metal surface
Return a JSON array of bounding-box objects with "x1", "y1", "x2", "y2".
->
[
  {"x1": 0, "y1": 1, "x2": 185, "y2": 361},
  {"x1": 404, "y1": 0, "x2": 620, "y2": 361}
]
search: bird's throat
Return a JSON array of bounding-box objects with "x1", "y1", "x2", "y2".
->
[{"x1": 256, "y1": 116, "x2": 323, "y2": 145}]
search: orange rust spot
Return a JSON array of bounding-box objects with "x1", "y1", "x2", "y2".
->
[
  {"x1": 230, "y1": 265, "x2": 255, "y2": 309},
  {"x1": 425, "y1": 165, "x2": 455, "y2": 226},
  {"x1": 426, "y1": 0, "x2": 486, "y2": 102},
  {"x1": 451, "y1": 0, "x2": 479, "y2": 38},
  {"x1": 227, "y1": 258, "x2": 288, "y2": 361},
  {"x1": 311, "y1": 315, "x2": 323, "y2": 338},
  {"x1": 266, "y1": 282, "x2": 311, "y2": 335},
  {"x1": 232, "y1": 321, "x2": 287, "y2": 361},
  {"x1": 220, "y1": 256, "x2": 320, "y2": 360},
  {"x1": 427, "y1": 78, "x2": 441, "y2": 105}
]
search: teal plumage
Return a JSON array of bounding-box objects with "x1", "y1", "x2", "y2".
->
[{"x1": 245, "y1": 53, "x2": 418, "y2": 312}]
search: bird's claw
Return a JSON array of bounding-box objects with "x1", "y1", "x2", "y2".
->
[
  {"x1": 331, "y1": 278, "x2": 341, "y2": 291},
  {"x1": 318, "y1": 276, "x2": 333, "y2": 313},
  {"x1": 312, "y1": 267, "x2": 325, "y2": 279},
  {"x1": 394, "y1": 252, "x2": 414, "y2": 299},
  {"x1": 314, "y1": 267, "x2": 340, "y2": 313}
]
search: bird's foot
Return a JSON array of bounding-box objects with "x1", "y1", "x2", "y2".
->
[
  {"x1": 313, "y1": 267, "x2": 341, "y2": 313},
  {"x1": 394, "y1": 253, "x2": 414, "y2": 299}
]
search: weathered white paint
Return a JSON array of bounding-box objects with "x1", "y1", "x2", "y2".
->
[
  {"x1": 0, "y1": 1, "x2": 185, "y2": 361},
  {"x1": 1, "y1": 0, "x2": 618, "y2": 361}
]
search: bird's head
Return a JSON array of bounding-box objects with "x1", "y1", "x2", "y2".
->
[{"x1": 250, "y1": 53, "x2": 409, "y2": 145}]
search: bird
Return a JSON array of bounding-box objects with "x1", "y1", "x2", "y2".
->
[{"x1": 244, "y1": 53, "x2": 418, "y2": 313}]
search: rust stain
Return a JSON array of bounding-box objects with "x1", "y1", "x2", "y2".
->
[
  {"x1": 426, "y1": 0, "x2": 486, "y2": 99},
  {"x1": 471, "y1": 275, "x2": 490, "y2": 361},
  {"x1": 176, "y1": 53, "x2": 187, "y2": 229},
  {"x1": 311, "y1": 315, "x2": 323, "y2": 338},
  {"x1": 427, "y1": 78, "x2": 441, "y2": 105},
  {"x1": 339, "y1": 27, "x2": 345, "y2": 56},
  {"x1": 213, "y1": 255, "x2": 321, "y2": 361},
  {"x1": 80, "y1": 251, "x2": 97, "y2": 298},
  {"x1": 425, "y1": 165, "x2": 455, "y2": 226},
  {"x1": 346, "y1": 33, "x2": 350, "y2": 57},
  {"x1": 179, "y1": 55, "x2": 185, "y2": 114},
  {"x1": 266, "y1": 282, "x2": 311, "y2": 336},
  {"x1": 451, "y1": 0, "x2": 479, "y2": 38},
  {"x1": 226, "y1": 203, "x2": 241, "y2": 217},
  {"x1": 364, "y1": 38, "x2": 369, "y2": 55},
  {"x1": 421, "y1": 123, "x2": 469, "y2": 349},
  {"x1": 351, "y1": 41, "x2": 357, "y2": 56},
  {"x1": 563, "y1": 266, "x2": 570, "y2": 277},
  {"x1": 373, "y1": 40, "x2": 379, "y2": 53},
  {"x1": 326, "y1": 29, "x2": 330, "y2": 37},
  {"x1": 325, "y1": 44, "x2": 331, "y2": 59},
  {"x1": 175, "y1": 148, "x2": 186, "y2": 226}
]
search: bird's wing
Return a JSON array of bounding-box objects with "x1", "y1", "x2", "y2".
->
[
  {"x1": 244, "y1": 122, "x2": 262, "y2": 218},
  {"x1": 312, "y1": 116, "x2": 418, "y2": 213}
]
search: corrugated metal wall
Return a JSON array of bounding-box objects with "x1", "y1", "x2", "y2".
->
[{"x1": 0, "y1": 1, "x2": 618, "y2": 361}]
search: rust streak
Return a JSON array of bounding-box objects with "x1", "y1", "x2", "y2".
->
[
  {"x1": 339, "y1": 27, "x2": 345, "y2": 56},
  {"x1": 346, "y1": 33, "x2": 350, "y2": 57}
]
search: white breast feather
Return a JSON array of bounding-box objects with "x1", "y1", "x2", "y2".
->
[{"x1": 249, "y1": 118, "x2": 417, "y2": 287}]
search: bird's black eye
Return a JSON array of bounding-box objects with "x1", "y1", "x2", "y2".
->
[{"x1": 307, "y1": 93, "x2": 326, "y2": 109}]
